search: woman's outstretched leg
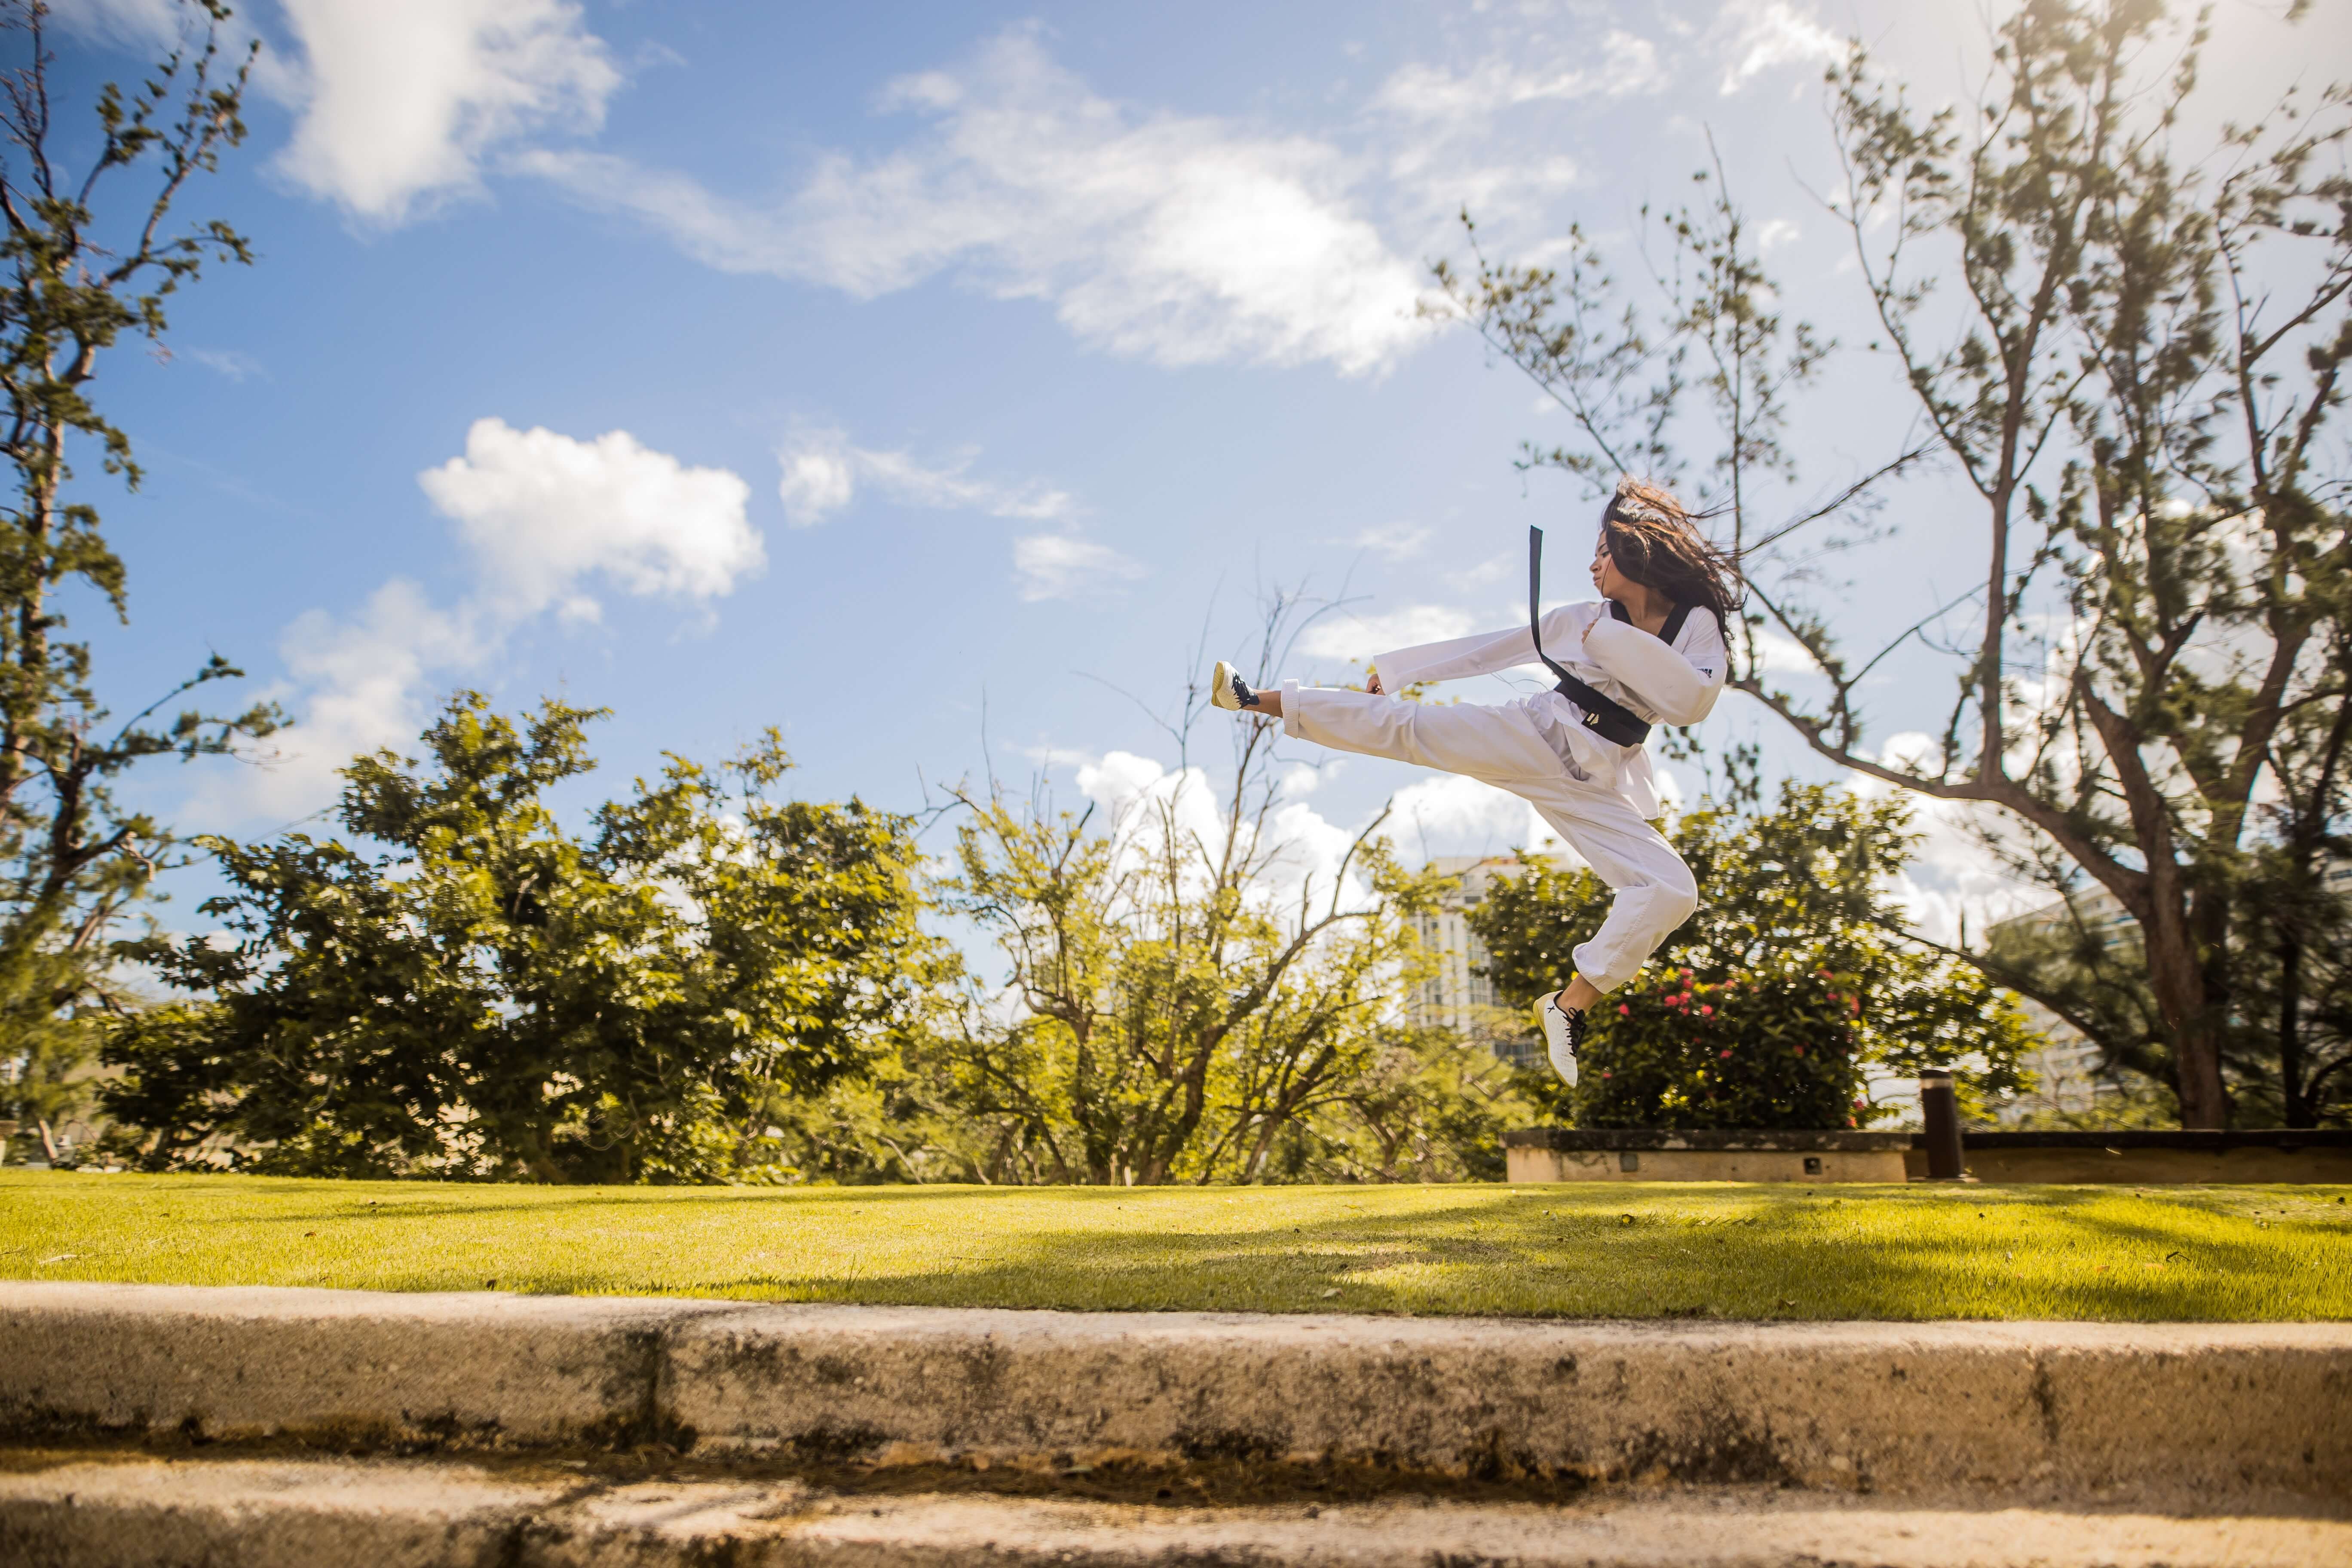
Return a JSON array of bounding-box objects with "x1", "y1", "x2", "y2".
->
[{"x1": 1273, "y1": 683, "x2": 1571, "y2": 779}]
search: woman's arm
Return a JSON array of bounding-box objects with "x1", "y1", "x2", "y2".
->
[
  {"x1": 1580, "y1": 613, "x2": 1728, "y2": 725},
  {"x1": 1373, "y1": 605, "x2": 1593, "y2": 692}
]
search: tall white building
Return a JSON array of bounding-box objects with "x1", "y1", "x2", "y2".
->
[
  {"x1": 1408, "y1": 854, "x2": 1574, "y2": 1066},
  {"x1": 1986, "y1": 889, "x2": 2142, "y2": 1121}
]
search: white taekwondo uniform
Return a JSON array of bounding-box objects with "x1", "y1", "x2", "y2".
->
[{"x1": 1278, "y1": 600, "x2": 1727, "y2": 994}]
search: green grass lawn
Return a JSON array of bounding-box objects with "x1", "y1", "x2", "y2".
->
[{"x1": 2, "y1": 1170, "x2": 2346, "y2": 1321}]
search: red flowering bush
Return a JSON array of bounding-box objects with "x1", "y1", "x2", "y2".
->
[
  {"x1": 1570, "y1": 949, "x2": 1869, "y2": 1130},
  {"x1": 1465, "y1": 781, "x2": 2040, "y2": 1128}
]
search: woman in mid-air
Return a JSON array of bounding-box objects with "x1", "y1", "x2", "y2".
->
[{"x1": 1212, "y1": 477, "x2": 1739, "y2": 1088}]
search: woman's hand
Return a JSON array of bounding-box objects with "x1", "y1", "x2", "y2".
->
[{"x1": 1365, "y1": 671, "x2": 1384, "y2": 695}]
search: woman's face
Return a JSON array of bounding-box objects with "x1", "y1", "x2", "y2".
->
[{"x1": 1590, "y1": 535, "x2": 1632, "y2": 601}]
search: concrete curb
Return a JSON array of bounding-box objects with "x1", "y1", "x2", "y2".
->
[
  {"x1": 3, "y1": 1283, "x2": 2347, "y2": 1502},
  {"x1": 2, "y1": 1455, "x2": 2346, "y2": 1568}
]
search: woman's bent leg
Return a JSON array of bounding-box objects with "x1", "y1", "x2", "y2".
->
[
  {"x1": 1526, "y1": 782, "x2": 1699, "y2": 995},
  {"x1": 1278, "y1": 683, "x2": 1698, "y2": 994}
]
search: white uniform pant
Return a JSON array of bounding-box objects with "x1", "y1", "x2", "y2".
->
[{"x1": 1282, "y1": 684, "x2": 1697, "y2": 993}]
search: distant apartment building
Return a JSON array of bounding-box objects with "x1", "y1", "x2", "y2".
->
[
  {"x1": 2009, "y1": 889, "x2": 2138, "y2": 1106},
  {"x1": 1985, "y1": 889, "x2": 2138, "y2": 1121},
  {"x1": 1985, "y1": 854, "x2": 2351, "y2": 1121},
  {"x1": 1408, "y1": 853, "x2": 1572, "y2": 1067}
]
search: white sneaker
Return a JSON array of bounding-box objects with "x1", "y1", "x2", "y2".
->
[
  {"x1": 1210, "y1": 659, "x2": 1262, "y2": 712},
  {"x1": 1534, "y1": 992, "x2": 1583, "y2": 1088}
]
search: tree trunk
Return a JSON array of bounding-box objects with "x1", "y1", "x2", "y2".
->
[
  {"x1": 2147, "y1": 934, "x2": 2229, "y2": 1127},
  {"x1": 2278, "y1": 932, "x2": 2309, "y2": 1128}
]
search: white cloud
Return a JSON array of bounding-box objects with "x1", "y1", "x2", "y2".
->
[
  {"x1": 522, "y1": 31, "x2": 1432, "y2": 375},
  {"x1": 1366, "y1": 24, "x2": 1655, "y2": 229},
  {"x1": 52, "y1": 0, "x2": 192, "y2": 50},
  {"x1": 771, "y1": 426, "x2": 1103, "y2": 599},
  {"x1": 1012, "y1": 533, "x2": 1147, "y2": 603},
  {"x1": 1446, "y1": 551, "x2": 1516, "y2": 592},
  {"x1": 186, "y1": 347, "x2": 266, "y2": 382},
  {"x1": 1713, "y1": 1, "x2": 1843, "y2": 95},
  {"x1": 1338, "y1": 522, "x2": 1431, "y2": 561},
  {"x1": 1846, "y1": 731, "x2": 2048, "y2": 945},
  {"x1": 1076, "y1": 749, "x2": 1172, "y2": 821},
  {"x1": 1298, "y1": 604, "x2": 1479, "y2": 663},
  {"x1": 194, "y1": 419, "x2": 760, "y2": 827},
  {"x1": 273, "y1": 0, "x2": 620, "y2": 222},
  {"x1": 1387, "y1": 772, "x2": 1563, "y2": 861},
  {"x1": 777, "y1": 442, "x2": 858, "y2": 528},
  {"x1": 1278, "y1": 762, "x2": 1326, "y2": 798},
  {"x1": 203, "y1": 580, "x2": 480, "y2": 822},
  {"x1": 1071, "y1": 741, "x2": 1583, "y2": 925},
  {"x1": 776, "y1": 428, "x2": 1078, "y2": 529},
  {"x1": 1372, "y1": 30, "x2": 1663, "y2": 126},
  {"x1": 421, "y1": 417, "x2": 763, "y2": 617},
  {"x1": 1077, "y1": 749, "x2": 1372, "y2": 914},
  {"x1": 1747, "y1": 623, "x2": 1825, "y2": 675},
  {"x1": 51, "y1": 0, "x2": 298, "y2": 97},
  {"x1": 1068, "y1": 740, "x2": 1596, "y2": 934}
]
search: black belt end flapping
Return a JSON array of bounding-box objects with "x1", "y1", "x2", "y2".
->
[{"x1": 1529, "y1": 524, "x2": 1655, "y2": 748}]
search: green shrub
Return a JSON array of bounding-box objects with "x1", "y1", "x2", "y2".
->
[{"x1": 1470, "y1": 781, "x2": 2041, "y2": 1128}]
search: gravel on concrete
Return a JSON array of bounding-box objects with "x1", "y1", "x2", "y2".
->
[{"x1": 1, "y1": 1452, "x2": 2344, "y2": 1568}]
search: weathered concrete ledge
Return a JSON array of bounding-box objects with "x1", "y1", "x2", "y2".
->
[
  {"x1": 2, "y1": 1283, "x2": 2346, "y2": 1504},
  {"x1": 1504, "y1": 1126, "x2": 2352, "y2": 1184},
  {"x1": 4, "y1": 1454, "x2": 2346, "y2": 1568},
  {"x1": 1954, "y1": 1130, "x2": 2352, "y2": 1185},
  {"x1": 1504, "y1": 1128, "x2": 1912, "y2": 1183}
]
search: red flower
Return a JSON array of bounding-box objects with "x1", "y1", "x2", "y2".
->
[
  {"x1": 1717, "y1": 1048, "x2": 1731, "y2": 1059},
  {"x1": 1617, "y1": 1004, "x2": 1630, "y2": 1017},
  {"x1": 1792, "y1": 1045, "x2": 1805, "y2": 1057},
  {"x1": 1601, "y1": 1070, "x2": 1612, "y2": 1078},
  {"x1": 1698, "y1": 1004, "x2": 1714, "y2": 1017}
]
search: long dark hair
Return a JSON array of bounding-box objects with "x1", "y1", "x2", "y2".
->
[{"x1": 1598, "y1": 478, "x2": 1742, "y2": 621}]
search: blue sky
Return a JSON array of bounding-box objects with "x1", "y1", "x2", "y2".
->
[{"x1": 48, "y1": 0, "x2": 2345, "y2": 938}]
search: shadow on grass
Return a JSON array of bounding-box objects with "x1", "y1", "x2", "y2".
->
[{"x1": 471, "y1": 1186, "x2": 2350, "y2": 1323}]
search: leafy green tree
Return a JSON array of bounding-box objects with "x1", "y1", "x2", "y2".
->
[
  {"x1": 923, "y1": 768, "x2": 1452, "y2": 1185},
  {"x1": 2240, "y1": 646, "x2": 2352, "y2": 1126},
  {"x1": 101, "y1": 694, "x2": 937, "y2": 1181},
  {"x1": 1432, "y1": 0, "x2": 2348, "y2": 1128},
  {"x1": 1261, "y1": 1024, "x2": 1529, "y2": 1182},
  {"x1": 0, "y1": 2, "x2": 277, "y2": 1145},
  {"x1": 1469, "y1": 782, "x2": 2039, "y2": 1127},
  {"x1": 913, "y1": 604, "x2": 1470, "y2": 1185}
]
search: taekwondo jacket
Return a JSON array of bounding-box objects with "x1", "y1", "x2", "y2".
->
[{"x1": 1372, "y1": 601, "x2": 1730, "y2": 820}]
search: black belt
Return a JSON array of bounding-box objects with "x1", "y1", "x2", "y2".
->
[{"x1": 1528, "y1": 525, "x2": 1687, "y2": 749}]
